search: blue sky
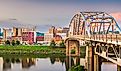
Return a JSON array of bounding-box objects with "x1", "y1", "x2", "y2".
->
[{"x1": 0, "y1": 0, "x2": 121, "y2": 32}]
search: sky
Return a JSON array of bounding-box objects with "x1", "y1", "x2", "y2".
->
[{"x1": 0, "y1": 0, "x2": 121, "y2": 32}]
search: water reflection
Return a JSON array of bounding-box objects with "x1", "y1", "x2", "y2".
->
[
  {"x1": 0, "y1": 56, "x2": 85, "y2": 71},
  {"x1": 0, "y1": 56, "x2": 119, "y2": 71},
  {"x1": 101, "y1": 62, "x2": 117, "y2": 71}
]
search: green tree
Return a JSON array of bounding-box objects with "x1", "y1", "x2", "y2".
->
[
  {"x1": 68, "y1": 65, "x2": 84, "y2": 71},
  {"x1": 59, "y1": 40, "x2": 65, "y2": 47},
  {"x1": 50, "y1": 40, "x2": 56, "y2": 48},
  {"x1": 71, "y1": 49, "x2": 76, "y2": 54},
  {"x1": 5, "y1": 40, "x2": 10, "y2": 45},
  {"x1": 11, "y1": 40, "x2": 15, "y2": 46},
  {"x1": 16, "y1": 40, "x2": 20, "y2": 45}
]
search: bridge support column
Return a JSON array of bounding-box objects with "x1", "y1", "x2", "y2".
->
[
  {"x1": 117, "y1": 65, "x2": 121, "y2": 71},
  {"x1": 85, "y1": 45, "x2": 94, "y2": 71},
  {"x1": 94, "y1": 55, "x2": 101, "y2": 71},
  {"x1": 66, "y1": 40, "x2": 80, "y2": 56}
]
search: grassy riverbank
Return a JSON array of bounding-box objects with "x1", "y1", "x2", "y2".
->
[
  {"x1": 0, "y1": 45, "x2": 66, "y2": 55},
  {"x1": 0, "y1": 45, "x2": 86, "y2": 57}
]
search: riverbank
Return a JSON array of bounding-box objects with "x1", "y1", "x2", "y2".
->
[
  {"x1": 0, "y1": 45, "x2": 66, "y2": 55},
  {"x1": 0, "y1": 45, "x2": 86, "y2": 57}
]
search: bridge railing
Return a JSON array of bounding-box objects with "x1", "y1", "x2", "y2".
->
[{"x1": 90, "y1": 34, "x2": 121, "y2": 43}]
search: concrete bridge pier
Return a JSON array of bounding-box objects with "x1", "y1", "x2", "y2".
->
[
  {"x1": 94, "y1": 55, "x2": 101, "y2": 71},
  {"x1": 117, "y1": 65, "x2": 121, "y2": 71},
  {"x1": 65, "y1": 39, "x2": 80, "y2": 56},
  {"x1": 85, "y1": 45, "x2": 94, "y2": 71},
  {"x1": 85, "y1": 43, "x2": 101, "y2": 71}
]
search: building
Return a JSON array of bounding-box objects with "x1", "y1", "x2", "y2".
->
[
  {"x1": 3, "y1": 28, "x2": 12, "y2": 41},
  {"x1": 12, "y1": 27, "x2": 36, "y2": 45},
  {"x1": 55, "y1": 27, "x2": 63, "y2": 33},
  {"x1": 53, "y1": 35, "x2": 62, "y2": 45},
  {"x1": 56, "y1": 33, "x2": 67, "y2": 39},
  {"x1": 48, "y1": 26, "x2": 56, "y2": 37},
  {"x1": 62, "y1": 27, "x2": 69, "y2": 36},
  {"x1": 22, "y1": 27, "x2": 35, "y2": 32},
  {"x1": 36, "y1": 32, "x2": 44, "y2": 43},
  {"x1": 22, "y1": 31, "x2": 35, "y2": 45},
  {"x1": 0, "y1": 28, "x2": 3, "y2": 44},
  {"x1": 13, "y1": 27, "x2": 22, "y2": 37},
  {"x1": 12, "y1": 27, "x2": 22, "y2": 43},
  {"x1": 44, "y1": 33, "x2": 54, "y2": 44}
]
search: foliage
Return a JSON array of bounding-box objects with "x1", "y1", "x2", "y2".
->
[
  {"x1": 16, "y1": 40, "x2": 20, "y2": 45},
  {"x1": 5, "y1": 40, "x2": 10, "y2": 45},
  {"x1": 59, "y1": 40, "x2": 66, "y2": 47},
  {"x1": 71, "y1": 49, "x2": 76, "y2": 54},
  {"x1": 68, "y1": 65, "x2": 85, "y2": 71},
  {"x1": 50, "y1": 40, "x2": 56, "y2": 48},
  {"x1": 11, "y1": 40, "x2": 15, "y2": 46}
]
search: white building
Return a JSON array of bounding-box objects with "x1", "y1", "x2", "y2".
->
[
  {"x1": 3, "y1": 28, "x2": 12, "y2": 41},
  {"x1": 56, "y1": 33, "x2": 67, "y2": 39},
  {"x1": 44, "y1": 33, "x2": 54, "y2": 45}
]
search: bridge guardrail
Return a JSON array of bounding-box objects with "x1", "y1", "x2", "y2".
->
[{"x1": 90, "y1": 34, "x2": 121, "y2": 44}]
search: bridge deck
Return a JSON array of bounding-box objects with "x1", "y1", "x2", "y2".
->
[{"x1": 66, "y1": 35, "x2": 121, "y2": 45}]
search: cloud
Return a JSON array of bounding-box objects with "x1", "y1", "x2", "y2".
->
[{"x1": 110, "y1": 12, "x2": 121, "y2": 21}]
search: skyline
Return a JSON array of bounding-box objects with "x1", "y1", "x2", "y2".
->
[{"x1": 0, "y1": 0, "x2": 121, "y2": 32}]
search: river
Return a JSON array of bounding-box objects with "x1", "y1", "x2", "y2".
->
[{"x1": 0, "y1": 56, "x2": 118, "y2": 71}]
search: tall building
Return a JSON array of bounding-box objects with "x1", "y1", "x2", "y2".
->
[
  {"x1": 3, "y1": 28, "x2": 12, "y2": 41},
  {"x1": 48, "y1": 26, "x2": 56, "y2": 37},
  {"x1": 13, "y1": 27, "x2": 22, "y2": 37},
  {"x1": 12, "y1": 27, "x2": 23, "y2": 43},
  {"x1": 12, "y1": 27, "x2": 36, "y2": 44}
]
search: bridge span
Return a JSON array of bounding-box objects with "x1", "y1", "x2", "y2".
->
[{"x1": 64, "y1": 12, "x2": 121, "y2": 71}]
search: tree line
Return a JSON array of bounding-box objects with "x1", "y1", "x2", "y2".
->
[{"x1": 5, "y1": 40, "x2": 20, "y2": 46}]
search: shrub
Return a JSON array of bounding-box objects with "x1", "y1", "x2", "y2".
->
[
  {"x1": 5, "y1": 40, "x2": 10, "y2": 45},
  {"x1": 50, "y1": 40, "x2": 56, "y2": 48},
  {"x1": 11, "y1": 40, "x2": 15, "y2": 46},
  {"x1": 68, "y1": 65, "x2": 84, "y2": 71},
  {"x1": 71, "y1": 49, "x2": 76, "y2": 54},
  {"x1": 16, "y1": 40, "x2": 20, "y2": 45},
  {"x1": 59, "y1": 40, "x2": 66, "y2": 47}
]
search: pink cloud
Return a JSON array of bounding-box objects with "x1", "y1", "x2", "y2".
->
[{"x1": 110, "y1": 12, "x2": 121, "y2": 21}]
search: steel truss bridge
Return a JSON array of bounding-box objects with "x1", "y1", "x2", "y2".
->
[{"x1": 65, "y1": 12, "x2": 121, "y2": 67}]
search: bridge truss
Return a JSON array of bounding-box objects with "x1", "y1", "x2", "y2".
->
[{"x1": 66, "y1": 12, "x2": 121, "y2": 66}]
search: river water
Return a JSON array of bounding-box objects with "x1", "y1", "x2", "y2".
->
[{"x1": 0, "y1": 56, "x2": 118, "y2": 71}]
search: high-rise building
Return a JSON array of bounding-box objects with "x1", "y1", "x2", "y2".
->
[
  {"x1": 12, "y1": 27, "x2": 36, "y2": 44},
  {"x1": 13, "y1": 27, "x2": 22, "y2": 37},
  {"x1": 48, "y1": 26, "x2": 56, "y2": 37},
  {"x1": 3, "y1": 28, "x2": 12, "y2": 41},
  {"x1": 12, "y1": 27, "x2": 22, "y2": 43}
]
